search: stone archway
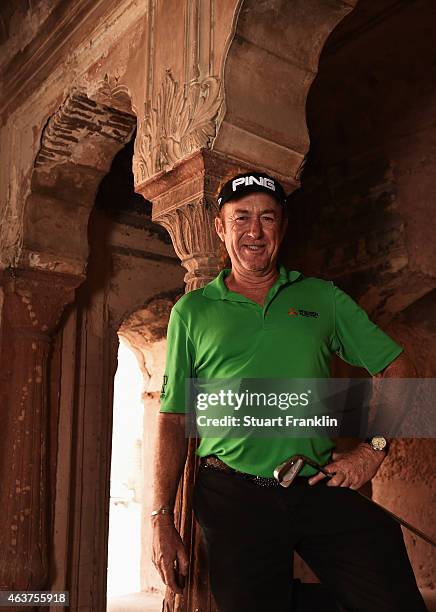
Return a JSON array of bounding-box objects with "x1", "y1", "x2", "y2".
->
[
  {"x1": 118, "y1": 294, "x2": 211, "y2": 612},
  {"x1": 117, "y1": 294, "x2": 182, "y2": 602},
  {"x1": 0, "y1": 83, "x2": 138, "y2": 597},
  {"x1": 43, "y1": 130, "x2": 184, "y2": 609},
  {"x1": 214, "y1": 0, "x2": 358, "y2": 184},
  {"x1": 26, "y1": 86, "x2": 137, "y2": 276}
]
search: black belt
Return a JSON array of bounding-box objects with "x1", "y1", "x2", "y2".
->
[{"x1": 200, "y1": 455, "x2": 283, "y2": 488}]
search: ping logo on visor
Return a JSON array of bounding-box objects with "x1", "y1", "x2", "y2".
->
[
  {"x1": 232, "y1": 175, "x2": 276, "y2": 192},
  {"x1": 217, "y1": 171, "x2": 286, "y2": 209}
]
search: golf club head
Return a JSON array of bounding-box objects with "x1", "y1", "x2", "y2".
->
[{"x1": 273, "y1": 455, "x2": 306, "y2": 487}]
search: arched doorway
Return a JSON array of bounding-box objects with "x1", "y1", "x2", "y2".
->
[{"x1": 46, "y1": 126, "x2": 184, "y2": 608}]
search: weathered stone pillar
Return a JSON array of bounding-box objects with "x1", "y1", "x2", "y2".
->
[
  {"x1": 138, "y1": 147, "x2": 292, "y2": 611},
  {"x1": 0, "y1": 269, "x2": 78, "y2": 593},
  {"x1": 139, "y1": 149, "x2": 297, "y2": 611},
  {"x1": 137, "y1": 150, "x2": 238, "y2": 612}
]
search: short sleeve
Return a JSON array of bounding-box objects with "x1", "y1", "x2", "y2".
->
[
  {"x1": 159, "y1": 307, "x2": 195, "y2": 413},
  {"x1": 331, "y1": 284, "x2": 403, "y2": 375}
]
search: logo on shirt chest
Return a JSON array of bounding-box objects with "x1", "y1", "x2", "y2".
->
[{"x1": 288, "y1": 307, "x2": 320, "y2": 318}]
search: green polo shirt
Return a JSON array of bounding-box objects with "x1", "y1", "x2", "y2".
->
[{"x1": 159, "y1": 265, "x2": 403, "y2": 476}]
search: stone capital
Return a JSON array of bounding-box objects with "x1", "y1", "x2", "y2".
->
[{"x1": 1, "y1": 268, "x2": 80, "y2": 338}]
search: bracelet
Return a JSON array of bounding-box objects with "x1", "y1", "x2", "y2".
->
[{"x1": 151, "y1": 506, "x2": 174, "y2": 517}]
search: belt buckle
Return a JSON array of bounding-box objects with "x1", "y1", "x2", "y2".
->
[{"x1": 202, "y1": 455, "x2": 231, "y2": 473}]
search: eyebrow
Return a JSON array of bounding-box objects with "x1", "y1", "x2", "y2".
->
[{"x1": 233, "y1": 208, "x2": 278, "y2": 215}]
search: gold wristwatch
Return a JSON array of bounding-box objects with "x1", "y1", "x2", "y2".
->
[{"x1": 364, "y1": 436, "x2": 388, "y2": 452}]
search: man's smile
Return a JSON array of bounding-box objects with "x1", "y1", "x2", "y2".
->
[{"x1": 242, "y1": 244, "x2": 266, "y2": 251}]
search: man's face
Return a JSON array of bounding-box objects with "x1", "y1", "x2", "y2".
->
[{"x1": 214, "y1": 192, "x2": 288, "y2": 275}]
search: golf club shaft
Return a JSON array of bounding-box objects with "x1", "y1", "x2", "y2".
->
[
  {"x1": 355, "y1": 491, "x2": 436, "y2": 548},
  {"x1": 320, "y1": 469, "x2": 436, "y2": 547}
]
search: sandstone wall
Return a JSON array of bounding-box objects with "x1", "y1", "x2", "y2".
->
[{"x1": 284, "y1": 0, "x2": 436, "y2": 589}]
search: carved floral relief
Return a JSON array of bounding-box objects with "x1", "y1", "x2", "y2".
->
[{"x1": 134, "y1": 70, "x2": 222, "y2": 184}]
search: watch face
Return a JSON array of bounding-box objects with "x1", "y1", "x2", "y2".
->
[{"x1": 372, "y1": 436, "x2": 387, "y2": 451}]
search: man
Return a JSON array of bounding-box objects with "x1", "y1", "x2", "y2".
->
[{"x1": 151, "y1": 172, "x2": 427, "y2": 611}]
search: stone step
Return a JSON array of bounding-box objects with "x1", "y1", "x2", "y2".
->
[
  {"x1": 107, "y1": 591, "x2": 163, "y2": 612},
  {"x1": 106, "y1": 587, "x2": 436, "y2": 611}
]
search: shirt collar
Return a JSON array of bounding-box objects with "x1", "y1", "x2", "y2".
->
[{"x1": 202, "y1": 265, "x2": 302, "y2": 302}]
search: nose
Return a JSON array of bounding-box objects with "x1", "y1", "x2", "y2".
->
[{"x1": 246, "y1": 216, "x2": 263, "y2": 239}]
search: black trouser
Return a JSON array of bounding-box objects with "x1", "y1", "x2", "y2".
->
[{"x1": 192, "y1": 465, "x2": 428, "y2": 612}]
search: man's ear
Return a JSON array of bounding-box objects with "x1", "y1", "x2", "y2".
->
[{"x1": 214, "y1": 215, "x2": 225, "y2": 242}]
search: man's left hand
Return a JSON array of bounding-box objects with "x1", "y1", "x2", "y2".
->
[{"x1": 308, "y1": 443, "x2": 386, "y2": 489}]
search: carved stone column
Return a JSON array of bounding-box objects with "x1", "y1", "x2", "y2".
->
[
  {"x1": 137, "y1": 148, "x2": 297, "y2": 612},
  {"x1": 138, "y1": 146, "x2": 281, "y2": 612},
  {"x1": 0, "y1": 269, "x2": 79, "y2": 593},
  {"x1": 137, "y1": 149, "x2": 239, "y2": 292},
  {"x1": 137, "y1": 151, "x2": 237, "y2": 612}
]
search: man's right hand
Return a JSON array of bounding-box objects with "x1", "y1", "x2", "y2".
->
[{"x1": 151, "y1": 515, "x2": 189, "y2": 595}]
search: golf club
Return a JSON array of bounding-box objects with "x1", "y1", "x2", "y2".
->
[{"x1": 274, "y1": 454, "x2": 436, "y2": 548}]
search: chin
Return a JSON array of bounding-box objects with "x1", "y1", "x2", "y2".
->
[
  {"x1": 240, "y1": 258, "x2": 270, "y2": 272},
  {"x1": 232, "y1": 249, "x2": 275, "y2": 272}
]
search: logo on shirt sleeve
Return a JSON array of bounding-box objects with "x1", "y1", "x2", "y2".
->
[{"x1": 160, "y1": 374, "x2": 168, "y2": 398}]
